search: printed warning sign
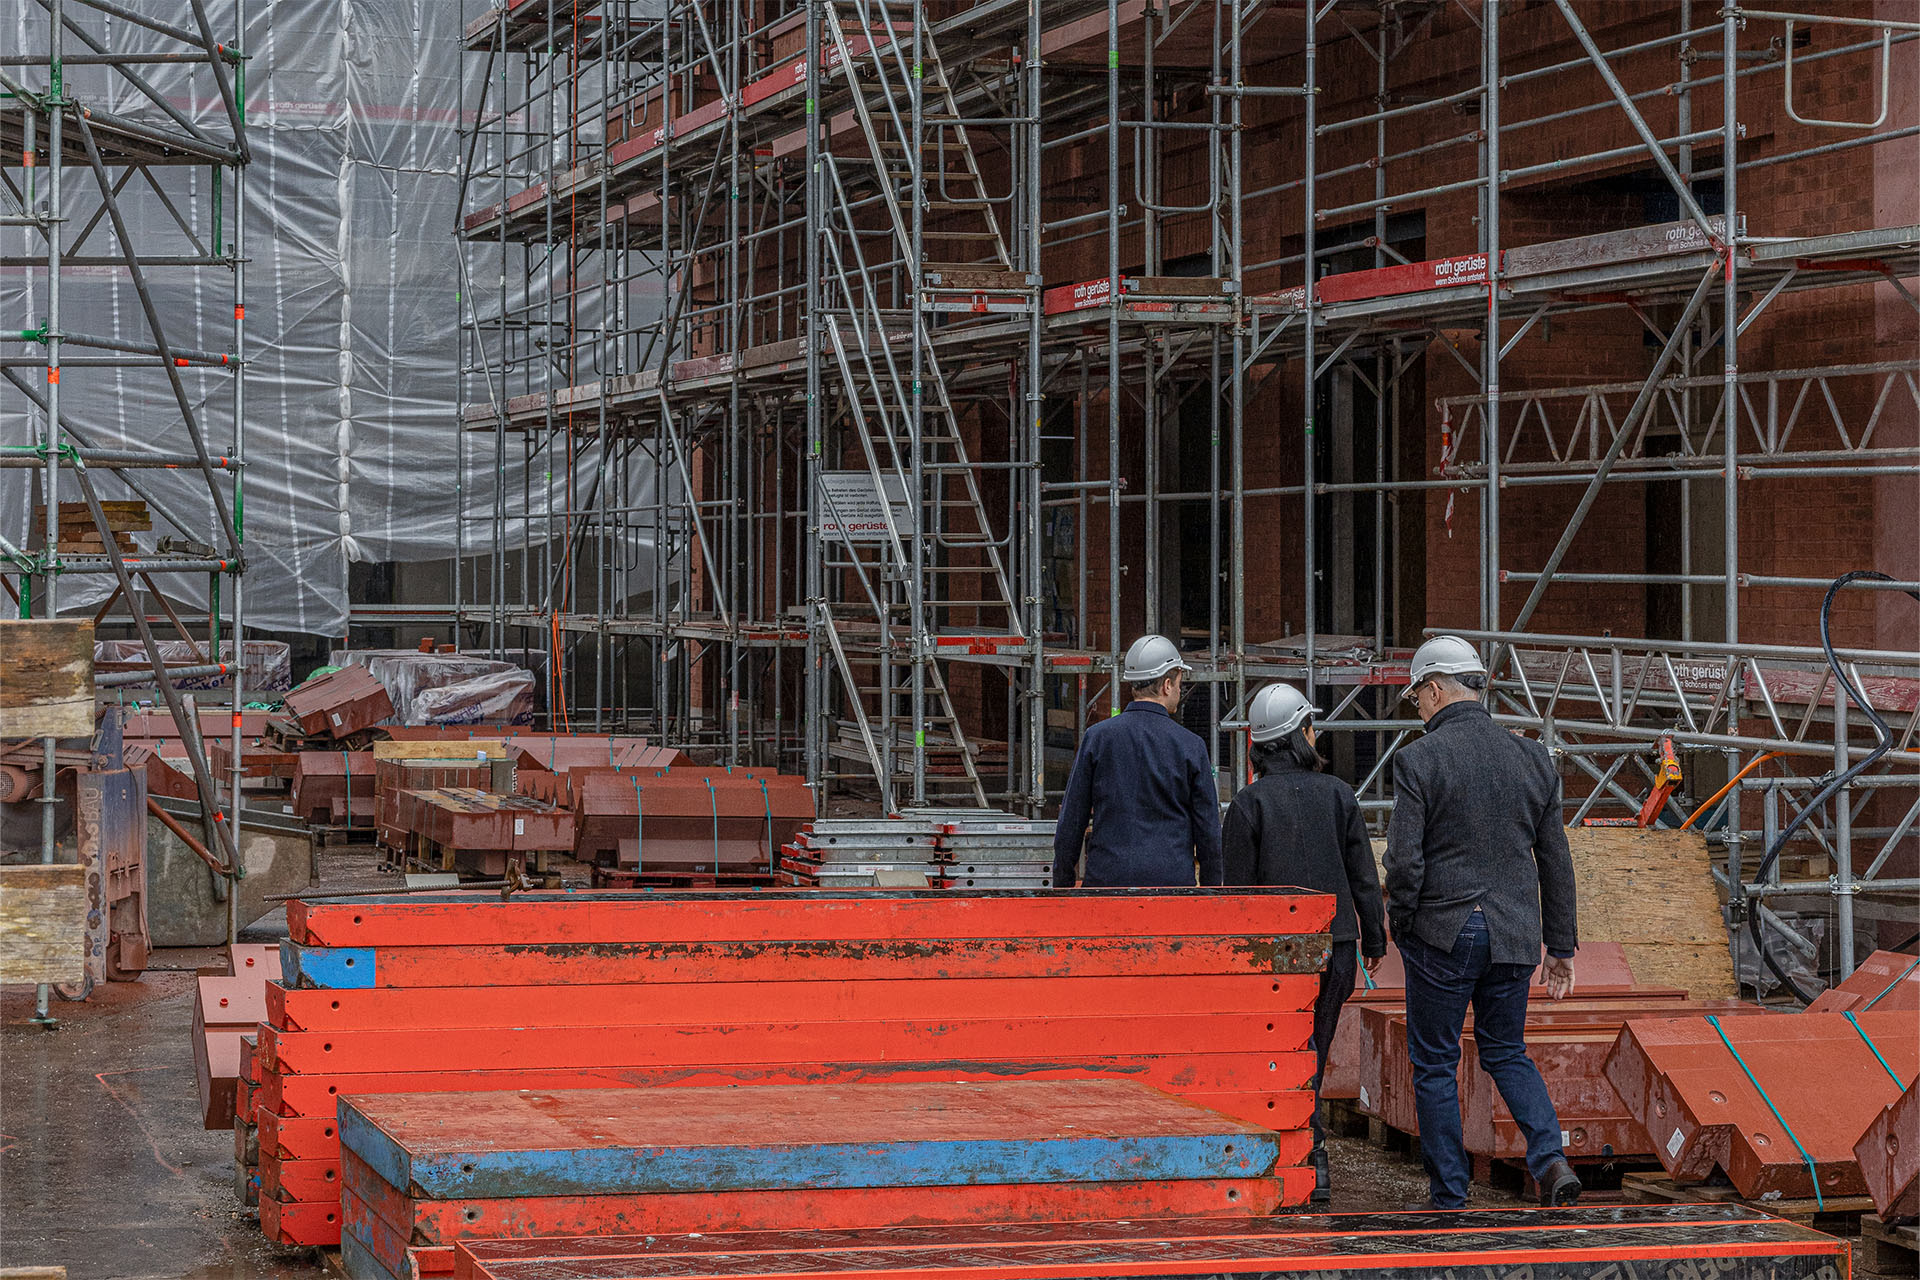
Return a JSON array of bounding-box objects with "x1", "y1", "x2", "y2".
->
[{"x1": 818, "y1": 471, "x2": 912, "y2": 542}]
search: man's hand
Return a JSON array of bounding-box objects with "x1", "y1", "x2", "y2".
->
[
  {"x1": 1542, "y1": 954, "x2": 1576, "y2": 1001},
  {"x1": 1363, "y1": 954, "x2": 1383, "y2": 975}
]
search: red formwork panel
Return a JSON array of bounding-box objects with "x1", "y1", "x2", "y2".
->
[
  {"x1": 1606, "y1": 1010, "x2": 1920, "y2": 1199},
  {"x1": 263, "y1": 1058, "x2": 1318, "y2": 1120},
  {"x1": 290, "y1": 750, "x2": 376, "y2": 827},
  {"x1": 267, "y1": 974, "x2": 1320, "y2": 1031},
  {"x1": 571, "y1": 771, "x2": 815, "y2": 868},
  {"x1": 1321, "y1": 940, "x2": 1644, "y2": 1100},
  {"x1": 343, "y1": 1142, "x2": 1306, "y2": 1267},
  {"x1": 283, "y1": 934, "x2": 1328, "y2": 989},
  {"x1": 265, "y1": 1012, "x2": 1316, "y2": 1075},
  {"x1": 337, "y1": 1082, "x2": 1292, "y2": 1202},
  {"x1": 258, "y1": 1107, "x2": 343, "y2": 1161},
  {"x1": 444, "y1": 1206, "x2": 1847, "y2": 1280},
  {"x1": 287, "y1": 889, "x2": 1337, "y2": 947},
  {"x1": 282, "y1": 665, "x2": 394, "y2": 740},
  {"x1": 1854, "y1": 1080, "x2": 1918, "y2": 1222},
  {"x1": 1353, "y1": 998, "x2": 1742, "y2": 1154},
  {"x1": 262, "y1": 1154, "x2": 343, "y2": 1203},
  {"x1": 1808, "y1": 950, "x2": 1920, "y2": 1013},
  {"x1": 256, "y1": 890, "x2": 1336, "y2": 1248}
]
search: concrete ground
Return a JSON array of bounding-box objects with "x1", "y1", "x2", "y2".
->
[{"x1": 1, "y1": 841, "x2": 1534, "y2": 1279}]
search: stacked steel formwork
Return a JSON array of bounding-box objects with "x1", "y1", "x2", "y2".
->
[
  {"x1": 451, "y1": 3, "x2": 1920, "y2": 985},
  {"x1": 1, "y1": 2, "x2": 251, "y2": 1014}
]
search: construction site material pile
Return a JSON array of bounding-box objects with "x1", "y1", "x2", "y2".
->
[
  {"x1": 780, "y1": 815, "x2": 1058, "y2": 889},
  {"x1": 1606, "y1": 1004, "x2": 1918, "y2": 1204},
  {"x1": 249, "y1": 888, "x2": 1335, "y2": 1253}
]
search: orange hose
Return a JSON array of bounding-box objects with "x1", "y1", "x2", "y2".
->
[{"x1": 1679, "y1": 751, "x2": 1784, "y2": 830}]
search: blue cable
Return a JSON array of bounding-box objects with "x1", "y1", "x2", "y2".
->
[
  {"x1": 1843, "y1": 1010, "x2": 1904, "y2": 1087},
  {"x1": 1862, "y1": 958, "x2": 1919, "y2": 1011},
  {"x1": 1705, "y1": 1013, "x2": 1823, "y2": 1210}
]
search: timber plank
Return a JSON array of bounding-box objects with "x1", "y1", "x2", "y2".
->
[
  {"x1": 0, "y1": 620, "x2": 94, "y2": 738},
  {"x1": 0, "y1": 863, "x2": 87, "y2": 985}
]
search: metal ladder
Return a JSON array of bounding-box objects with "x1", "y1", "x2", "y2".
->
[{"x1": 811, "y1": 0, "x2": 1028, "y2": 808}]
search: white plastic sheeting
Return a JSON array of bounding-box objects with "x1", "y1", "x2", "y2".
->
[{"x1": 1, "y1": 0, "x2": 657, "y2": 635}]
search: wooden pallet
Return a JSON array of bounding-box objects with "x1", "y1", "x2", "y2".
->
[
  {"x1": 1622, "y1": 1171, "x2": 1876, "y2": 1229},
  {"x1": 1860, "y1": 1215, "x2": 1918, "y2": 1278}
]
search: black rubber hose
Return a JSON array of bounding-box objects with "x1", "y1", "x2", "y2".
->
[{"x1": 1746, "y1": 571, "x2": 1920, "y2": 1004}]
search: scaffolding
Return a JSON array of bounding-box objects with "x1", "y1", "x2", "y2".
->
[
  {"x1": 2, "y1": 1, "x2": 251, "y2": 1010},
  {"x1": 453, "y1": 1, "x2": 1920, "y2": 985}
]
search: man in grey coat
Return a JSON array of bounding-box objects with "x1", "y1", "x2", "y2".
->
[{"x1": 1385, "y1": 635, "x2": 1582, "y2": 1210}]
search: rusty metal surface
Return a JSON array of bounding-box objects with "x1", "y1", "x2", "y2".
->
[
  {"x1": 444, "y1": 1206, "x2": 1847, "y2": 1280},
  {"x1": 1606, "y1": 1011, "x2": 1919, "y2": 1199},
  {"x1": 75, "y1": 763, "x2": 149, "y2": 981},
  {"x1": 573, "y1": 770, "x2": 813, "y2": 871},
  {"x1": 1854, "y1": 1080, "x2": 1918, "y2": 1222},
  {"x1": 289, "y1": 751, "x2": 376, "y2": 828},
  {"x1": 1322, "y1": 941, "x2": 1643, "y2": 1101},
  {"x1": 506, "y1": 736, "x2": 689, "y2": 773},
  {"x1": 280, "y1": 666, "x2": 395, "y2": 741},
  {"x1": 1352, "y1": 996, "x2": 1737, "y2": 1160},
  {"x1": 1808, "y1": 951, "x2": 1920, "y2": 1013}
]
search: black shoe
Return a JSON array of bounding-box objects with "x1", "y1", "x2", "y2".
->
[
  {"x1": 1540, "y1": 1159, "x2": 1582, "y2": 1206},
  {"x1": 1309, "y1": 1144, "x2": 1331, "y2": 1205}
]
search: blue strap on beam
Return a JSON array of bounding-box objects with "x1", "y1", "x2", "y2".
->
[
  {"x1": 1843, "y1": 1009, "x2": 1903, "y2": 1086},
  {"x1": 1705, "y1": 1013, "x2": 1822, "y2": 1210}
]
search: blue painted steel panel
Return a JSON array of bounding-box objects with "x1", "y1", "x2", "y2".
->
[{"x1": 286, "y1": 943, "x2": 377, "y2": 989}]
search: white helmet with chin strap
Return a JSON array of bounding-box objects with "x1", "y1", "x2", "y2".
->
[
  {"x1": 1248, "y1": 682, "x2": 1314, "y2": 743},
  {"x1": 1405, "y1": 634, "x2": 1487, "y2": 697},
  {"x1": 1121, "y1": 634, "x2": 1192, "y2": 684}
]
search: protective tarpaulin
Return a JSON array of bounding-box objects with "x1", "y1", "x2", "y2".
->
[{"x1": 1, "y1": 1, "x2": 659, "y2": 636}]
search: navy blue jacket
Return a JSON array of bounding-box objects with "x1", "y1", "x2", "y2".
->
[{"x1": 1052, "y1": 700, "x2": 1223, "y2": 888}]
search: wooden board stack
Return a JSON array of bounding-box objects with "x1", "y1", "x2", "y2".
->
[
  {"x1": 36, "y1": 499, "x2": 149, "y2": 553},
  {"x1": 253, "y1": 889, "x2": 1334, "y2": 1251},
  {"x1": 334, "y1": 1081, "x2": 1299, "y2": 1280}
]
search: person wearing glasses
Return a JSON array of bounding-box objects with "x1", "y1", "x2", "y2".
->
[
  {"x1": 1221, "y1": 681, "x2": 1385, "y2": 1205},
  {"x1": 1386, "y1": 635, "x2": 1582, "y2": 1209},
  {"x1": 1052, "y1": 634, "x2": 1223, "y2": 889}
]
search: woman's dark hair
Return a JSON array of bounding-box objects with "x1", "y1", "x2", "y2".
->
[{"x1": 1251, "y1": 725, "x2": 1323, "y2": 776}]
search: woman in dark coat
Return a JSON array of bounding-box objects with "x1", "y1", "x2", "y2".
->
[{"x1": 1222, "y1": 682, "x2": 1386, "y2": 1204}]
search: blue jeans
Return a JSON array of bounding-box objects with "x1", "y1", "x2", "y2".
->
[{"x1": 1399, "y1": 909, "x2": 1564, "y2": 1207}]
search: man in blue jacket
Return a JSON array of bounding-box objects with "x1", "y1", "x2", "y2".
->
[{"x1": 1052, "y1": 634, "x2": 1223, "y2": 888}]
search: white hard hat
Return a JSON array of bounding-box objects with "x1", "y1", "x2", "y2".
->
[
  {"x1": 1248, "y1": 682, "x2": 1314, "y2": 743},
  {"x1": 1406, "y1": 634, "x2": 1487, "y2": 690},
  {"x1": 1121, "y1": 634, "x2": 1192, "y2": 683}
]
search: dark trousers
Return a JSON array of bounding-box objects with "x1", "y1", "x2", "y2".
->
[
  {"x1": 1399, "y1": 909, "x2": 1565, "y2": 1207},
  {"x1": 1309, "y1": 942, "x2": 1358, "y2": 1149}
]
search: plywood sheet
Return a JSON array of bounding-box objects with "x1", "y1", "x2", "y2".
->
[
  {"x1": 1370, "y1": 828, "x2": 1735, "y2": 998},
  {"x1": 1566, "y1": 827, "x2": 1735, "y2": 998},
  {"x1": 0, "y1": 863, "x2": 87, "y2": 985},
  {"x1": 0, "y1": 620, "x2": 94, "y2": 738}
]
